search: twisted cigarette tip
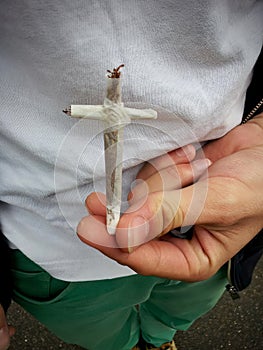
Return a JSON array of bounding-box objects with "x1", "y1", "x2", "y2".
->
[
  {"x1": 63, "y1": 106, "x2": 72, "y2": 116},
  {"x1": 107, "y1": 64, "x2": 125, "y2": 79}
]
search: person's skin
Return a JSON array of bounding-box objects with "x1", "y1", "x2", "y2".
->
[
  {"x1": 1, "y1": 115, "x2": 262, "y2": 350},
  {"x1": 78, "y1": 113, "x2": 263, "y2": 281},
  {"x1": 0, "y1": 305, "x2": 15, "y2": 350}
]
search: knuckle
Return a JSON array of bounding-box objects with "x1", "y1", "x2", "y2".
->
[
  {"x1": 165, "y1": 165, "x2": 180, "y2": 178},
  {"x1": 197, "y1": 266, "x2": 218, "y2": 281},
  {"x1": 188, "y1": 262, "x2": 219, "y2": 282},
  {"x1": 164, "y1": 166, "x2": 182, "y2": 187},
  {"x1": 133, "y1": 266, "x2": 148, "y2": 276},
  {"x1": 76, "y1": 216, "x2": 90, "y2": 233}
]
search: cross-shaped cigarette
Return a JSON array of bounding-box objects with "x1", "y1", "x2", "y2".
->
[{"x1": 63, "y1": 65, "x2": 157, "y2": 235}]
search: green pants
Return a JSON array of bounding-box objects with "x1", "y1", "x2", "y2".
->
[{"x1": 10, "y1": 250, "x2": 228, "y2": 350}]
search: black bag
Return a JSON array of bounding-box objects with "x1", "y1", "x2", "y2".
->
[
  {"x1": 226, "y1": 46, "x2": 263, "y2": 298},
  {"x1": 227, "y1": 231, "x2": 263, "y2": 298},
  {"x1": 0, "y1": 230, "x2": 12, "y2": 312}
]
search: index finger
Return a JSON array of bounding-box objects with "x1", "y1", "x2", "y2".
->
[{"x1": 137, "y1": 144, "x2": 196, "y2": 181}]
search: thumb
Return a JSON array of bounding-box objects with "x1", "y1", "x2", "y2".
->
[
  {"x1": 115, "y1": 183, "x2": 199, "y2": 251},
  {"x1": 116, "y1": 174, "x2": 233, "y2": 252}
]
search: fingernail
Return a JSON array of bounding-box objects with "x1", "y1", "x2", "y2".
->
[
  {"x1": 192, "y1": 158, "x2": 212, "y2": 173},
  {"x1": 175, "y1": 144, "x2": 195, "y2": 157},
  {"x1": 128, "y1": 216, "x2": 149, "y2": 253}
]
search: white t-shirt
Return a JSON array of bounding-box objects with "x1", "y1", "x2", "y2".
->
[{"x1": 0, "y1": 0, "x2": 262, "y2": 281}]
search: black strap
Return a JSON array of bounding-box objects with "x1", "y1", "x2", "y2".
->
[
  {"x1": 0, "y1": 230, "x2": 12, "y2": 313},
  {"x1": 243, "y1": 46, "x2": 263, "y2": 120}
]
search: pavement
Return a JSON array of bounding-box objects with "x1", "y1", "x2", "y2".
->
[{"x1": 7, "y1": 258, "x2": 263, "y2": 350}]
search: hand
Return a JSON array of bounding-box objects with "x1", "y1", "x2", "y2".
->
[
  {"x1": 0, "y1": 305, "x2": 15, "y2": 350},
  {"x1": 77, "y1": 145, "x2": 212, "y2": 278},
  {"x1": 77, "y1": 114, "x2": 263, "y2": 281}
]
